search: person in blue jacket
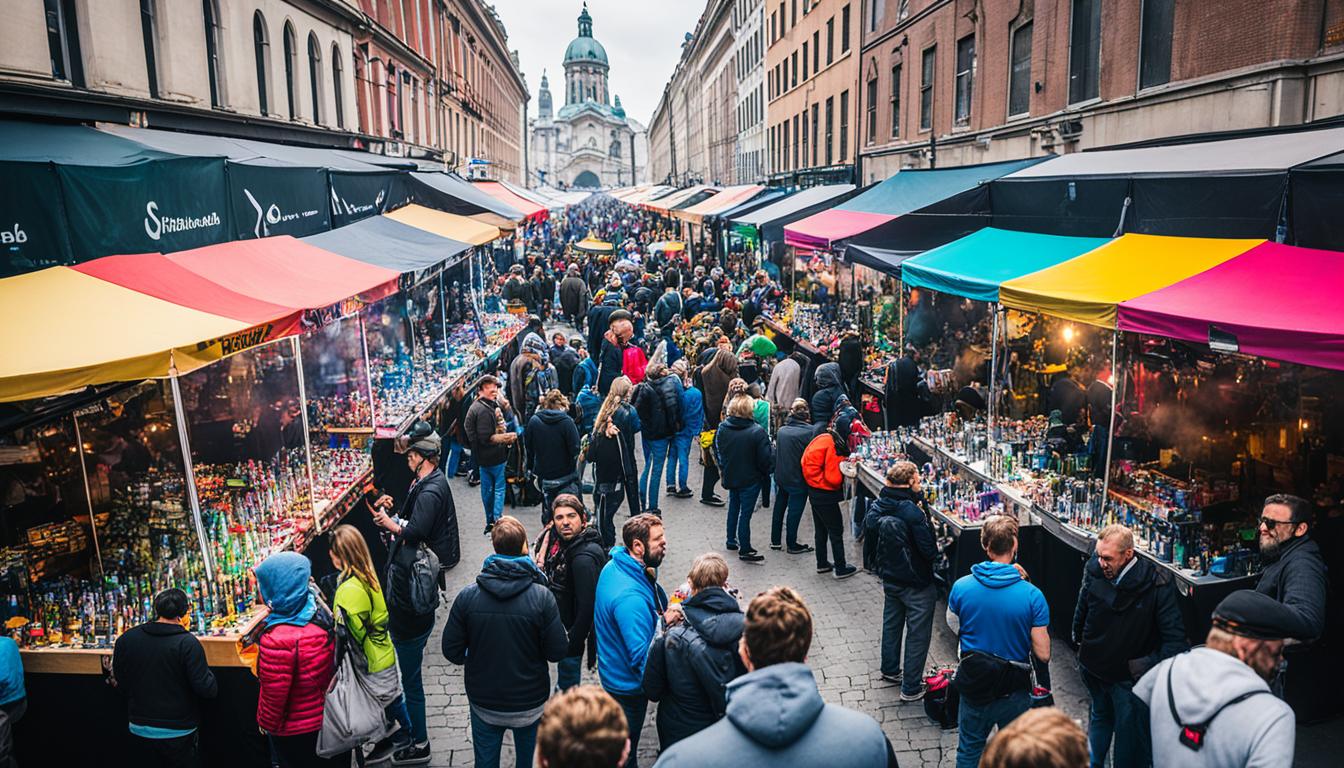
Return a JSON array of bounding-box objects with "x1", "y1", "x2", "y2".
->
[
  {"x1": 665, "y1": 359, "x2": 702, "y2": 500},
  {"x1": 0, "y1": 634, "x2": 25, "y2": 765},
  {"x1": 594, "y1": 514, "x2": 670, "y2": 768}
]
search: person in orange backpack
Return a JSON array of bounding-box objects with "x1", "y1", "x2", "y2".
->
[{"x1": 800, "y1": 422, "x2": 858, "y2": 580}]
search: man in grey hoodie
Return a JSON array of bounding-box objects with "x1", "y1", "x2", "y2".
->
[
  {"x1": 1133, "y1": 590, "x2": 1299, "y2": 768},
  {"x1": 651, "y1": 586, "x2": 897, "y2": 768}
]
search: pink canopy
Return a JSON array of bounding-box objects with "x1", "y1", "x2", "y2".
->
[
  {"x1": 1117, "y1": 241, "x2": 1344, "y2": 371},
  {"x1": 782, "y1": 210, "x2": 896, "y2": 251}
]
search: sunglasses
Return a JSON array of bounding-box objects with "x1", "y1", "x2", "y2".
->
[{"x1": 1259, "y1": 516, "x2": 1297, "y2": 531}]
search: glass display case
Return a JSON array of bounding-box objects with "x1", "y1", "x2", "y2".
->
[{"x1": 299, "y1": 315, "x2": 374, "y2": 524}]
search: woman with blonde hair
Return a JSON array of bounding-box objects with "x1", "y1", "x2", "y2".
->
[
  {"x1": 329, "y1": 525, "x2": 413, "y2": 763},
  {"x1": 587, "y1": 376, "x2": 642, "y2": 547},
  {"x1": 642, "y1": 553, "x2": 745, "y2": 747}
]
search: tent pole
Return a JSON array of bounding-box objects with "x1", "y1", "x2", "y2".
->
[
  {"x1": 989, "y1": 305, "x2": 1000, "y2": 437},
  {"x1": 1101, "y1": 331, "x2": 1121, "y2": 523},
  {"x1": 358, "y1": 313, "x2": 377, "y2": 427},
  {"x1": 170, "y1": 371, "x2": 213, "y2": 581},
  {"x1": 70, "y1": 412, "x2": 104, "y2": 576},
  {"x1": 291, "y1": 336, "x2": 319, "y2": 532}
]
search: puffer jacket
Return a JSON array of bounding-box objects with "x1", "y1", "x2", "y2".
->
[
  {"x1": 525, "y1": 409, "x2": 581, "y2": 481},
  {"x1": 634, "y1": 373, "x2": 684, "y2": 440},
  {"x1": 715, "y1": 416, "x2": 774, "y2": 490},
  {"x1": 774, "y1": 414, "x2": 816, "y2": 488},
  {"x1": 643, "y1": 587, "x2": 747, "y2": 748},
  {"x1": 801, "y1": 432, "x2": 847, "y2": 502},
  {"x1": 810, "y1": 363, "x2": 846, "y2": 425},
  {"x1": 257, "y1": 621, "x2": 334, "y2": 736},
  {"x1": 559, "y1": 274, "x2": 591, "y2": 318}
]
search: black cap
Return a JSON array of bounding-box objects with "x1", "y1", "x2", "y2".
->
[{"x1": 1211, "y1": 589, "x2": 1303, "y2": 641}]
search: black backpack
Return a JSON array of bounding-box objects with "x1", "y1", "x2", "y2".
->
[
  {"x1": 874, "y1": 504, "x2": 921, "y2": 586},
  {"x1": 385, "y1": 540, "x2": 441, "y2": 617}
]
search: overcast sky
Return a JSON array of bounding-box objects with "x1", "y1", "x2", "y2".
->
[{"x1": 490, "y1": 0, "x2": 707, "y2": 126}]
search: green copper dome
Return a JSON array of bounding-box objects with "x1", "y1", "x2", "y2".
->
[{"x1": 563, "y1": 3, "x2": 608, "y2": 66}]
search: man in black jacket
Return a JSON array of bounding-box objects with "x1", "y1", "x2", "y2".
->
[
  {"x1": 1071, "y1": 524, "x2": 1185, "y2": 768},
  {"x1": 443, "y1": 516, "x2": 569, "y2": 768},
  {"x1": 770, "y1": 400, "x2": 816, "y2": 554},
  {"x1": 715, "y1": 395, "x2": 775, "y2": 563},
  {"x1": 1255, "y1": 493, "x2": 1328, "y2": 643},
  {"x1": 526, "y1": 391, "x2": 582, "y2": 524},
  {"x1": 598, "y1": 317, "x2": 633, "y2": 396},
  {"x1": 112, "y1": 588, "x2": 218, "y2": 767},
  {"x1": 558, "y1": 264, "x2": 591, "y2": 331},
  {"x1": 464, "y1": 376, "x2": 519, "y2": 535},
  {"x1": 633, "y1": 363, "x2": 683, "y2": 515},
  {"x1": 538, "y1": 495, "x2": 606, "y2": 692},
  {"x1": 862, "y1": 461, "x2": 938, "y2": 701}
]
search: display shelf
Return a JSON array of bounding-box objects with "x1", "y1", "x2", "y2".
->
[{"x1": 20, "y1": 608, "x2": 264, "y2": 673}]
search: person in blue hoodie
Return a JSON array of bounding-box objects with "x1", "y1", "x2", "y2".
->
[
  {"x1": 442, "y1": 516, "x2": 569, "y2": 768},
  {"x1": 0, "y1": 633, "x2": 25, "y2": 766},
  {"x1": 946, "y1": 515, "x2": 1051, "y2": 768},
  {"x1": 594, "y1": 514, "x2": 670, "y2": 768},
  {"x1": 664, "y1": 359, "x2": 702, "y2": 499},
  {"x1": 651, "y1": 586, "x2": 896, "y2": 768}
]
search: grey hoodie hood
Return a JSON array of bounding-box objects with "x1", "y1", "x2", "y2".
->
[
  {"x1": 814, "y1": 362, "x2": 842, "y2": 389},
  {"x1": 724, "y1": 663, "x2": 824, "y2": 748},
  {"x1": 1141, "y1": 646, "x2": 1268, "y2": 724}
]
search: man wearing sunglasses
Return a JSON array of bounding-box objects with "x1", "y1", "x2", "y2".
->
[{"x1": 1256, "y1": 494, "x2": 1327, "y2": 644}]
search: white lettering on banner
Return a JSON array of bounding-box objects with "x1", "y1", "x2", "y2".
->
[
  {"x1": 144, "y1": 200, "x2": 221, "y2": 241},
  {"x1": 244, "y1": 189, "x2": 321, "y2": 237},
  {"x1": 330, "y1": 187, "x2": 387, "y2": 218},
  {"x1": 0, "y1": 224, "x2": 26, "y2": 245}
]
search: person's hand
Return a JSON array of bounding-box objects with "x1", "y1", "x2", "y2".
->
[
  {"x1": 605, "y1": 422, "x2": 621, "y2": 438},
  {"x1": 663, "y1": 603, "x2": 685, "y2": 626},
  {"x1": 1013, "y1": 563, "x2": 1030, "y2": 581},
  {"x1": 372, "y1": 508, "x2": 395, "y2": 531},
  {"x1": 375, "y1": 494, "x2": 394, "y2": 511},
  {"x1": 500, "y1": 431, "x2": 519, "y2": 444}
]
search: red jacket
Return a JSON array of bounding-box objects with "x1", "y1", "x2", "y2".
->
[
  {"x1": 801, "y1": 433, "x2": 845, "y2": 494},
  {"x1": 256, "y1": 621, "x2": 335, "y2": 736}
]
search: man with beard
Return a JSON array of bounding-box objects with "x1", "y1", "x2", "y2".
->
[
  {"x1": 535, "y1": 495, "x2": 606, "y2": 692},
  {"x1": 1255, "y1": 494, "x2": 1327, "y2": 643}
]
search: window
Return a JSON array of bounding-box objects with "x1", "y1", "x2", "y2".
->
[
  {"x1": 954, "y1": 35, "x2": 974, "y2": 124},
  {"x1": 45, "y1": 0, "x2": 84, "y2": 86},
  {"x1": 841, "y1": 5, "x2": 851, "y2": 52},
  {"x1": 791, "y1": 51, "x2": 797, "y2": 88},
  {"x1": 253, "y1": 11, "x2": 270, "y2": 115},
  {"x1": 899, "y1": 0, "x2": 910, "y2": 20},
  {"x1": 813, "y1": 31, "x2": 820, "y2": 70},
  {"x1": 811, "y1": 103, "x2": 819, "y2": 164},
  {"x1": 825, "y1": 95, "x2": 834, "y2": 165},
  {"x1": 770, "y1": 12, "x2": 776, "y2": 42},
  {"x1": 866, "y1": 76, "x2": 877, "y2": 143},
  {"x1": 1140, "y1": 0, "x2": 1174, "y2": 88},
  {"x1": 791, "y1": 0, "x2": 797, "y2": 27},
  {"x1": 803, "y1": 41, "x2": 809, "y2": 80},
  {"x1": 793, "y1": 113, "x2": 800, "y2": 168},
  {"x1": 783, "y1": 119, "x2": 790, "y2": 170},
  {"x1": 307, "y1": 33, "x2": 323, "y2": 123},
  {"x1": 332, "y1": 44, "x2": 344, "y2": 128},
  {"x1": 802, "y1": 108, "x2": 809, "y2": 167},
  {"x1": 870, "y1": 0, "x2": 883, "y2": 32},
  {"x1": 827, "y1": 17, "x2": 834, "y2": 63},
  {"x1": 282, "y1": 22, "x2": 297, "y2": 119},
  {"x1": 203, "y1": 0, "x2": 223, "y2": 107},
  {"x1": 890, "y1": 63, "x2": 901, "y2": 137},
  {"x1": 1069, "y1": 0, "x2": 1101, "y2": 103},
  {"x1": 839, "y1": 89, "x2": 849, "y2": 161},
  {"x1": 140, "y1": 0, "x2": 160, "y2": 97},
  {"x1": 919, "y1": 46, "x2": 934, "y2": 131},
  {"x1": 1008, "y1": 22, "x2": 1032, "y2": 116}
]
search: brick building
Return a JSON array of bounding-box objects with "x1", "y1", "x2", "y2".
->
[{"x1": 858, "y1": 0, "x2": 1344, "y2": 182}]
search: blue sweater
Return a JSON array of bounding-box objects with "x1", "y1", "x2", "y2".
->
[
  {"x1": 678, "y1": 385, "x2": 705, "y2": 438},
  {"x1": 0, "y1": 637, "x2": 24, "y2": 706},
  {"x1": 594, "y1": 546, "x2": 668, "y2": 695}
]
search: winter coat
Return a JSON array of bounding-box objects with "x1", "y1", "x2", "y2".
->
[
  {"x1": 678, "y1": 384, "x2": 705, "y2": 438},
  {"x1": 862, "y1": 486, "x2": 937, "y2": 588},
  {"x1": 643, "y1": 587, "x2": 747, "y2": 748},
  {"x1": 634, "y1": 373, "x2": 684, "y2": 440},
  {"x1": 654, "y1": 291, "x2": 684, "y2": 331},
  {"x1": 773, "y1": 415, "x2": 814, "y2": 489},
  {"x1": 525, "y1": 409, "x2": 581, "y2": 481},
  {"x1": 765, "y1": 356, "x2": 802, "y2": 417},
  {"x1": 389, "y1": 466, "x2": 460, "y2": 638},
  {"x1": 575, "y1": 387, "x2": 602, "y2": 435},
  {"x1": 333, "y1": 575, "x2": 396, "y2": 674},
  {"x1": 552, "y1": 346, "x2": 581, "y2": 396},
  {"x1": 257, "y1": 621, "x2": 334, "y2": 736},
  {"x1": 465, "y1": 397, "x2": 510, "y2": 467},
  {"x1": 1072, "y1": 553, "x2": 1187, "y2": 684},
  {"x1": 112, "y1": 622, "x2": 217, "y2": 731},
  {"x1": 543, "y1": 526, "x2": 606, "y2": 658},
  {"x1": 838, "y1": 336, "x2": 864, "y2": 382},
  {"x1": 1254, "y1": 535, "x2": 1328, "y2": 642},
  {"x1": 810, "y1": 362, "x2": 847, "y2": 425},
  {"x1": 884, "y1": 355, "x2": 924, "y2": 428},
  {"x1": 594, "y1": 546, "x2": 669, "y2": 695},
  {"x1": 572, "y1": 357, "x2": 599, "y2": 395},
  {"x1": 598, "y1": 339, "x2": 625, "y2": 396},
  {"x1": 559, "y1": 275, "x2": 591, "y2": 318},
  {"x1": 801, "y1": 432, "x2": 847, "y2": 502},
  {"x1": 441, "y1": 555, "x2": 569, "y2": 714},
  {"x1": 502, "y1": 276, "x2": 535, "y2": 308},
  {"x1": 650, "y1": 663, "x2": 892, "y2": 768},
  {"x1": 699, "y1": 353, "x2": 739, "y2": 429},
  {"x1": 590, "y1": 404, "x2": 640, "y2": 485},
  {"x1": 714, "y1": 416, "x2": 774, "y2": 490},
  {"x1": 587, "y1": 299, "x2": 624, "y2": 354}
]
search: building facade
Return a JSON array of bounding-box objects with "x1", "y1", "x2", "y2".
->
[
  {"x1": 857, "y1": 0, "x2": 1344, "y2": 182},
  {"x1": 733, "y1": 0, "x2": 769, "y2": 183},
  {"x1": 0, "y1": 1, "x2": 528, "y2": 179},
  {"x1": 766, "y1": 0, "x2": 861, "y2": 187},
  {"x1": 528, "y1": 4, "x2": 646, "y2": 189}
]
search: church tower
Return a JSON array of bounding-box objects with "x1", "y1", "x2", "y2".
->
[
  {"x1": 538, "y1": 70, "x2": 553, "y2": 120},
  {"x1": 563, "y1": 3, "x2": 610, "y2": 107}
]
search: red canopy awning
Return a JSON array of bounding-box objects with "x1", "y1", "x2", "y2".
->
[
  {"x1": 472, "y1": 181, "x2": 548, "y2": 222},
  {"x1": 782, "y1": 210, "x2": 896, "y2": 251}
]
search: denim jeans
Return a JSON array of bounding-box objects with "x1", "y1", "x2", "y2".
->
[
  {"x1": 639, "y1": 437, "x2": 669, "y2": 510},
  {"x1": 391, "y1": 629, "x2": 432, "y2": 744},
  {"x1": 479, "y1": 462, "x2": 506, "y2": 524},
  {"x1": 726, "y1": 483, "x2": 761, "y2": 552},
  {"x1": 881, "y1": 583, "x2": 937, "y2": 695},
  {"x1": 770, "y1": 484, "x2": 808, "y2": 548},
  {"x1": 469, "y1": 708, "x2": 539, "y2": 768},
  {"x1": 956, "y1": 690, "x2": 1030, "y2": 768},
  {"x1": 666, "y1": 433, "x2": 693, "y2": 489},
  {"x1": 386, "y1": 696, "x2": 413, "y2": 747},
  {"x1": 1081, "y1": 669, "x2": 1151, "y2": 768},
  {"x1": 556, "y1": 655, "x2": 583, "y2": 691},
  {"x1": 810, "y1": 497, "x2": 848, "y2": 569},
  {"x1": 610, "y1": 691, "x2": 648, "y2": 768},
  {"x1": 445, "y1": 437, "x2": 465, "y2": 476}
]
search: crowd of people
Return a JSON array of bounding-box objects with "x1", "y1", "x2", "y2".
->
[{"x1": 50, "y1": 195, "x2": 1327, "y2": 768}]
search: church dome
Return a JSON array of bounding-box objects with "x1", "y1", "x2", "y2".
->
[{"x1": 563, "y1": 4, "x2": 608, "y2": 66}]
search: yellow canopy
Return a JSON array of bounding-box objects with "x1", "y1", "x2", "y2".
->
[
  {"x1": 576, "y1": 237, "x2": 614, "y2": 253},
  {"x1": 0, "y1": 267, "x2": 259, "y2": 402},
  {"x1": 384, "y1": 204, "x2": 501, "y2": 246},
  {"x1": 471, "y1": 211, "x2": 517, "y2": 231},
  {"x1": 998, "y1": 234, "x2": 1262, "y2": 328}
]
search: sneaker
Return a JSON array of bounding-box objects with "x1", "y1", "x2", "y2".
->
[
  {"x1": 738, "y1": 550, "x2": 765, "y2": 563},
  {"x1": 391, "y1": 742, "x2": 431, "y2": 766},
  {"x1": 725, "y1": 541, "x2": 739, "y2": 551},
  {"x1": 879, "y1": 671, "x2": 902, "y2": 685},
  {"x1": 700, "y1": 496, "x2": 725, "y2": 507},
  {"x1": 483, "y1": 522, "x2": 494, "y2": 535},
  {"x1": 467, "y1": 472, "x2": 480, "y2": 487},
  {"x1": 900, "y1": 683, "x2": 927, "y2": 702},
  {"x1": 816, "y1": 564, "x2": 834, "y2": 574},
  {"x1": 786, "y1": 544, "x2": 815, "y2": 555},
  {"x1": 666, "y1": 485, "x2": 677, "y2": 495},
  {"x1": 834, "y1": 565, "x2": 859, "y2": 579},
  {"x1": 675, "y1": 487, "x2": 695, "y2": 498},
  {"x1": 646, "y1": 508, "x2": 661, "y2": 517},
  {"x1": 770, "y1": 543, "x2": 783, "y2": 550},
  {"x1": 366, "y1": 735, "x2": 403, "y2": 765}
]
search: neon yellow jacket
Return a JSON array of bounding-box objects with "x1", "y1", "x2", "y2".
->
[{"x1": 333, "y1": 575, "x2": 397, "y2": 673}]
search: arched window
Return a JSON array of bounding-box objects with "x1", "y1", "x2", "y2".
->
[
  {"x1": 331, "y1": 44, "x2": 345, "y2": 128},
  {"x1": 307, "y1": 32, "x2": 322, "y2": 123},
  {"x1": 203, "y1": 0, "x2": 223, "y2": 107},
  {"x1": 283, "y1": 21, "x2": 297, "y2": 119},
  {"x1": 139, "y1": 0, "x2": 160, "y2": 97},
  {"x1": 252, "y1": 11, "x2": 269, "y2": 115}
]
